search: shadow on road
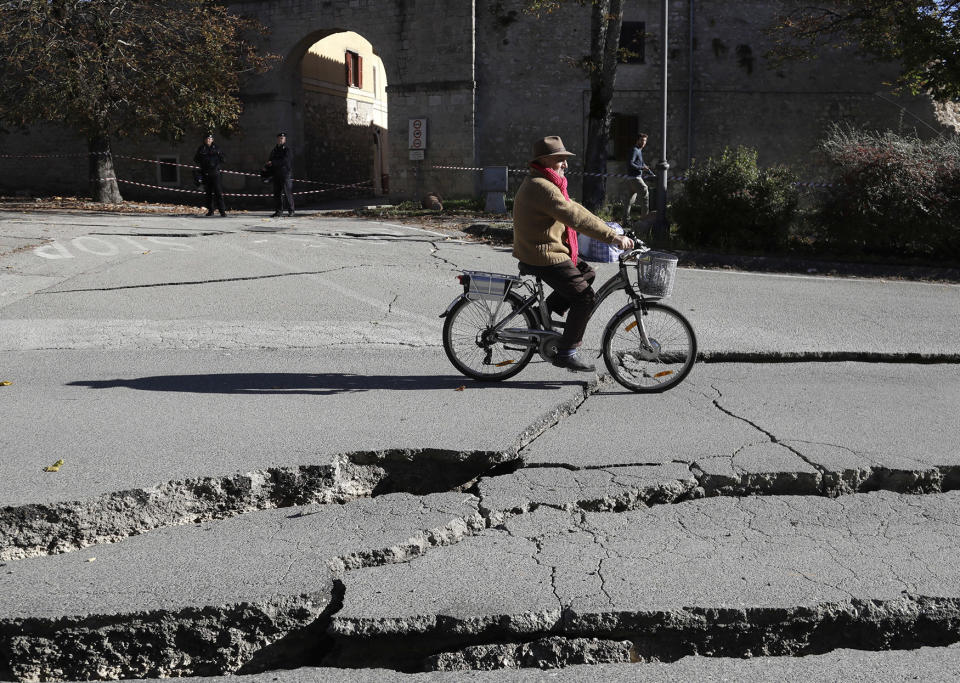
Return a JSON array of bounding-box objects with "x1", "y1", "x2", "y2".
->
[{"x1": 67, "y1": 372, "x2": 580, "y2": 395}]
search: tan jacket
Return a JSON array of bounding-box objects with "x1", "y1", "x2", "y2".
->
[{"x1": 512, "y1": 170, "x2": 619, "y2": 266}]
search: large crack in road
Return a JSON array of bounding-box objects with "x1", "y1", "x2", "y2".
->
[
  {"x1": 4, "y1": 227, "x2": 960, "y2": 679},
  {"x1": 0, "y1": 448, "x2": 501, "y2": 561},
  {"x1": 328, "y1": 493, "x2": 960, "y2": 672},
  {"x1": 2, "y1": 364, "x2": 960, "y2": 680}
]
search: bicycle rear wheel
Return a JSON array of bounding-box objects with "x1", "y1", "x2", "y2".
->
[
  {"x1": 602, "y1": 301, "x2": 697, "y2": 392},
  {"x1": 443, "y1": 292, "x2": 537, "y2": 381}
]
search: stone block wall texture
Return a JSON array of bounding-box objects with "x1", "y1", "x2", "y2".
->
[
  {"x1": 1, "y1": 0, "x2": 956, "y2": 203},
  {"x1": 475, "y1": 0, "x2": 952, "y2": 200},
  {"x1": 302, "y1": 90, "x2": 381, "y2": 186},
  {"x1": 233, "y1": 0, "x2": 479, "y2": 201}
]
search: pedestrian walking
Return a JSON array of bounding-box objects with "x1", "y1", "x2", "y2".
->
[
  {"x1": 266, "y1": 132, "x2": 294, "y2": 217},
  {"x1": 513, "y1": 135, "x2": 634, "y2": 373},
  {"x1": 193, "y1": 133, "x2": 226, "y2": 217},
  {"x1": 623, "y1": 133, "x2": 651, "y2": 225}
]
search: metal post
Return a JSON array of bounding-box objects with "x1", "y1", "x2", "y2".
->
[
  {"x1": 687, "y1": 0, "x2": 694, "y2": 168},
  {"x1": 655, "y1": 0, "x2": 670, "y2": 242}
]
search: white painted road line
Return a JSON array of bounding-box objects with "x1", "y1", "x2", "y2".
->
[
  {"x1": 0, "y1": 319, "x2": 438, "y2": 350},
  {"x1": 221, "y1": 241, "x2": 442, "y2": 328}
]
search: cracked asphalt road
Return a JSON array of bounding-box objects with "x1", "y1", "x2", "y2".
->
[{"x1": 1, "y1": 209, "x2": 959, "y2": 680}]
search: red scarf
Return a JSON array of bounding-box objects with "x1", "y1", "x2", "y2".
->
[{"x1": 530, "y1": 162, "x2": 578, "y2": 265}]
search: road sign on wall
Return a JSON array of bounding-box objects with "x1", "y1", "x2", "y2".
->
[{"x1": 408, "y1": 118, "x2": 427, "y2": 150}]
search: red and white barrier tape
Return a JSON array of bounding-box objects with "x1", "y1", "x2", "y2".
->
[
  {"x1": 429, "y1": 164, "x2": 485, "y2": 172},
  {"x1": 111, "y1": 154, "x2": 368, "y2": 189},
  {"x1": 1, "y1": 151, "x2": 371, "y2": 191},
  {"x1": 112, "y1": 177, "x2": 372, "y2": 197},
  {"x1": 0, "y1": 152, "x2": 95, "y2": 159}
]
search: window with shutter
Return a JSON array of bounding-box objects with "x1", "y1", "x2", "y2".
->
[{"x1": 345, "y1": 50, "x2": 362, "y2": 88}]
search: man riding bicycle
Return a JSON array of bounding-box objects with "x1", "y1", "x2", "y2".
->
[{"x1": 513, "y1": 136, "x2": 634, "y2": 372}]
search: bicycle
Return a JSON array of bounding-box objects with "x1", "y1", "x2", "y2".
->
[{"x1": 440, "y1": 236, "x2": 697, "y2": 393}]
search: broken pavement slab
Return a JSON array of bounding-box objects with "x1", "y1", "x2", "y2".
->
[
  {"x1": 0, "y1": 347, "x2": 595, "y2": 559},
  {"x1": 124, "y1": 643, "x2": 960, "y2": 680},
  {"x1": 330, "y1": 492, "x2": 960, "y2": 671},
  {"x1": 520, "y1": 363, "x2": 960, "y2": 498},
  {"x1": 495, "y1": 363, "x2": 960, "y2": 533},
  {"x1": 0, "y1": 492, "x2": 482, "y2": 681},
  {"x1": 0, "y1": 348, "x2": 591, "y2": 513},
  {"x1": 520, "y1": 376, "x2": 761, "y2": 468},
  {"x1": 478, "y1": 463, "x2": 699, "y2": 526},
  {"x1": 692, "y1": 442, "x2": 821, "y2": 496},
  {"x1": 702, "y1": 363, "x2": 960, "y2": 487}
]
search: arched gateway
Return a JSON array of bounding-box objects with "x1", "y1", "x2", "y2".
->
[{"x1": 229, "y1": 0, "x2": 477, "y2": 199}]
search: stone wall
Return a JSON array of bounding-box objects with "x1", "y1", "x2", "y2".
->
[
  {"x1": 302, "y1": 90, "x2": 381, "y2": 185},
  {"x1": 475, "y1": 0, "x2": 953, "y2": 201},
  {"x1": 232, "y1": 0, "x2": 479, "y2": 200},
  {"x1": 0, "y1": 123, "x2": 89, "y2": 197},
  {"x1": 1, "y1": 0, "x2": 956, "y2": 204},
  {"x1": 1, "y1": 0, "x2": 480, "y2": 203}
]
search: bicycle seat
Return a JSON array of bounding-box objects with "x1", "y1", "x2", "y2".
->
[{"x1": 517, "y1": 262, "x2": 538, "y2": 278}]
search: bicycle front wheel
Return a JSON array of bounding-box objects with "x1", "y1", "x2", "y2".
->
[
  {"x1": 602, "y1": 301, "x2": 697, "y2": 393},
  {"x1": 442, "y1": 292, "x2": 537, "y2": 381}
]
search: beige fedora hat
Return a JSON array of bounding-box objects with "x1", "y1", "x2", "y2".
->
[{"x1": 530, "y1": 135, "x2": 576, "y2": 163}]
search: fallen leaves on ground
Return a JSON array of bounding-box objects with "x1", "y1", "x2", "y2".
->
[{"x1": 0, "y1": 196, "x2": 203, "y2": 215}]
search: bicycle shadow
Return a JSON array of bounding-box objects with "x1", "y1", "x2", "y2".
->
[{"x1": 66, "y1": 371, "x2": 580, "y2": 395}]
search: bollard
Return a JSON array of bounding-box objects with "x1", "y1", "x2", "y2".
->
[{"x1": 481, "y1": 166, "x2": 508, "y2": 214}]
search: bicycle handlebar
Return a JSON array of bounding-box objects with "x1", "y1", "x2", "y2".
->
[{"x1": 618, "y1": 231, "x2": 650, "y2": 261}]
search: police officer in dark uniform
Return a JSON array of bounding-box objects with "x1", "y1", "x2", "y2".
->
[
  {"x1": 194, "y1": 133, "x2": 226, "y2": 216},
  {"x1": 266, "y1": 132, "x2": 294, "y2": 217}
]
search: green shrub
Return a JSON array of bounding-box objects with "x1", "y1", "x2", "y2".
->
[
  {"x1": 814, "y1": 126, "x2": 960, "y2": 258},
  {"x1": 673, "y1": 146, "x2": 799, "y2": 251}
]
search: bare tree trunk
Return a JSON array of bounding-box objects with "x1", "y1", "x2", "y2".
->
[
  {"x1": 581, "y1": 0, "x2": 625, "y2": 212},
  {"x1": 88, "y1": 134, "x2": 123, "y2": 203}
]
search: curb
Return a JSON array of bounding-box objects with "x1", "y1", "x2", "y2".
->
[
  {"x1": 675, "y1": 250, "x2": 960, "y2": 283},
  {"x1": 698, "y1": 351, "x2": 960, "y2": 364}
]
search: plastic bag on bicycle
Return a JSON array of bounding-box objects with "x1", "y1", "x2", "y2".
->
[{"x1": 578, "y1": 222, "x2": 624, "y2": 263}]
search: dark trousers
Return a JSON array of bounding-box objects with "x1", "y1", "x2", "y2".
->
[
  {"x1": 273, "y1": 174, "x2": 294, "y2": 213},
  {"x1": 203, "y1": 171, "x2": 225, "y2": 212},
  {"x1": 519, "y1": 259, "x2": 597, "y2": 350}
]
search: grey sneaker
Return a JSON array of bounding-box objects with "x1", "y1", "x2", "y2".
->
[{"x1": 552, "y1": 353, "x2": 595, "y2": 373}]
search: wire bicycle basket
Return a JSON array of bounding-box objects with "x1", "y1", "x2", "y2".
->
[
  {"x1": 461, "y1": 270, "x2": 523, "y2": 301},
  {"x1": 633, "y1": 251, "x2": 678, "y2": 298}
]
